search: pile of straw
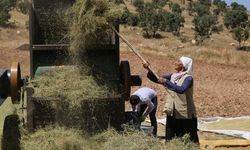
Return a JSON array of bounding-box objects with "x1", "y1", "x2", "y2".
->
[
  {"x1": 21, "y1": 127, "x2": 88, "y2": 150},
  {"x1": 69, "y1": 0, "x2": 124, "y2": 61},
  {"x1": 21, "y1": 127, "x2": 199, "y2": 150},
  {"x1": 32, "y1": 66, "x2": 117, "y2": 107}
]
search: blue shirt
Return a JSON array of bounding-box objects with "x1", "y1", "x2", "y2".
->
[{"x1": 147, "y1": 71, "x2": 193, "y2": 94}]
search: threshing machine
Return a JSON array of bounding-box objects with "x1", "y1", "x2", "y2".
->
[{"x1": 23, "y1": 0, "x2": 142, "y2": 132}]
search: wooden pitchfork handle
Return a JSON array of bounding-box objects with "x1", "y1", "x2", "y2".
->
[{"x1": 109, "y1": 25, "x2": 160, "y2": 79}]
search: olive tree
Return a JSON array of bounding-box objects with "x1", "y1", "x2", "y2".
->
[
  {"x1": 232, "y1": 27, "x2": 249, "y2": 48},
  {"x1": 0, "y1": 0, "x2": 17, "y2": 26}
]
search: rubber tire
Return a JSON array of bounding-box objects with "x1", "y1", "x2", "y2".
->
[{"x1": 1, "y1": 115, "x2": 20, "y2": 150}]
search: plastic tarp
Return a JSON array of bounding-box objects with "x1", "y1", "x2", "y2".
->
[
  {"x1": 198, "y1": 116, "x2": 250, "y2": 140},
  {"x1": 147, "y1": 116, "x2": 250, "y2": 139}
]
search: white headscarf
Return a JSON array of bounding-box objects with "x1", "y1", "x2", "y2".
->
[
  {"x1": 172, "y1": 56, "x2": 193, "y2": 83},
  {"x1": 180, "y1": 56, "x2": 193, "y2": 75}
]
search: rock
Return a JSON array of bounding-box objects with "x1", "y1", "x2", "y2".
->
[
  {"x1": 191, "y1": 39, "x2": 196, "y2": 44},
  {"x1": 230, "y1": 43, "x2": 236, "y2": 46}
]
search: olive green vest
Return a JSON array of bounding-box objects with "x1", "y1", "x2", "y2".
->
[{"x1": 164, "y1": 74, "x2": 196, "y2": 119}]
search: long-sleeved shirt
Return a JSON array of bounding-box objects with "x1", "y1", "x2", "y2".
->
[
  {"x1": 147, "y1": 71, "x2": 193, "y2": 94},
  {"x1": 131, "y1": 87, "x2": 157, "y2": 116}
]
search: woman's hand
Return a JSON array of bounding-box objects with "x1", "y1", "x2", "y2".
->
[
  {"x1": 140, "y1": 114, "x2": 146, "y2": 122},
  {"x1": 142, "y1": 62, "x2": 150, "y2": 70},
  {"x1": 158, "y1": 77, "x2": 167, "y2": 84}
]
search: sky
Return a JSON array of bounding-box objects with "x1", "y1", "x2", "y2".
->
[{"x1": 224, "y1": 0, "x2": 250, "y2": 10}]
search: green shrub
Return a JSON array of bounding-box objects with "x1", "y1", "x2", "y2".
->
[
  {"x1": 193, "y1": 14, "x2": 216, "y2": 43},
  {"x1": 230, "y1": 2, "x2": 247, "y2": 11},
  {"x1": 152, "y1": 0, "x2": 168, "y2": 8},
  {"x1": 0, "y1": 11, "x2": 10, "y2": 26},
  {"x1": 18, "y1": 0, "x2": 30, "y2": 14},
  {"x1": 193, "y1": 3, "x2": 210, "y2": 16},
  {"x1": 0, "y1": 0, "x2": 17, "y2": 26},
  {"x1": 224, "y1": 9, "x2": 248, "y2": 29},
  {"x1": 133, "y1": 0, "x2": 144, "y2": 8},
  {"x1": 160, "y1": 11, "x2": 184, "y2": 36},
  {"x1": 128, "y1": 13, "x2": 139, "y2": 26},
  {"x1": 198, "y1": 0, "x2": 211, "y2": 6},
  {"x1": 170, "y1": 3, "x2": 182, "y2": 14},
  {"x1": 139, "y1": 3, "x2": 161, "y2": 38},
  {"x1": 133, "y1": 0, "x2": 144, "y2": 12},
  {"x1": 120, "y1": 8, "x2": 130, "y2": 24},
  {"x1": 232, "y1": 27, "x2": 249, "y2": 48},
  {"x1": 213, "y1": 0, "x2": 227, "y2": 14}
]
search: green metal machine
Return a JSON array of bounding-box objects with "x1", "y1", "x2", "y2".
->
[{"x1": 24, "y1": 0, "x2": 142, "y2": 132}]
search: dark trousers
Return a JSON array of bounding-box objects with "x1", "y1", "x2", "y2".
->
[
  {"x1": 166, "y1": 116, "x2": 199, "y2": 143},
  {"x1": 138, "y1": 97, "x2": 157, "y2": 136}
]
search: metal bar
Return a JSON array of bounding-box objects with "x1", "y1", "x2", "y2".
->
[
  {"x1": 32, "y1": 96, "x2": 123, "y2": 101},
  {"x1": 26, "y1": 87, "x2": 35, "y2": 132},
  {"x1": 32, "y1": 97, "x2": 62, "y2": 101},
  {"x1": 29, "y1": 3, "x2": 34, "y2": 78},
  {"x1": 109, "y1": 25, "x2": 172, "y2": 95},
  {"x1": 32, "y1": 44, "x2": 69, "y2": 51}
]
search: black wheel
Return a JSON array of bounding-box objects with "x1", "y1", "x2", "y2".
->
[
  {"x1": 120, "y1": 61, "x2": 131, "y2": 101},
  {"x1": 1, "y1": 115, "x2": 21, "y2": 150}
]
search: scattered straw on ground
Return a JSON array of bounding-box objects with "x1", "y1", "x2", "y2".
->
[
  {"x1": 91, "y1": 128, "x2": 199, "y2": 150},
  {"x1": 21, "y1": 127, "x2": 88, "y2": 150},
  {"x1": 21, "y1": 126, "x2": 199, "y2": 150}
]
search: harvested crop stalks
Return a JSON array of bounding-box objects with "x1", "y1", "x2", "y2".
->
[
  {"x1": 21, "y1": 127, "x2": 87, "y2": 150},
  {"x1": 32, "y1": 66, "x2": 117, "y2": 107},
  {"x1": 69, "y1": 0, "x2": 124, "y2": 63},
  {"x1": 21, "y1": 127, "x2": 199, "y2": 150}
]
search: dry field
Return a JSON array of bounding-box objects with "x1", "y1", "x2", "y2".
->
[
  {"x1": 120, "y1": 0, "x2": 250, "y2": 118},
  {"x1": 0, "y1": 4, "x2": 250, "y2": 149},
  {"x1": 1, "y1": 9, "x2": 250, "y2": 118}
]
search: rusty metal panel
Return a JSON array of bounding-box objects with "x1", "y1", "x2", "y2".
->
[{"x1": 26, "y1": 93, "x2": 125, "y2": 133}]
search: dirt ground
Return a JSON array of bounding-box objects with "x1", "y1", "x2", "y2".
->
[
  {"x1": 122, "y1": 52, "x2": 250, "y2": 118},
  {"x1": 1, "y1": 41, "x2": 249, "y2": 118}
]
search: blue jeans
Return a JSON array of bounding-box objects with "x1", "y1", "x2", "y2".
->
[{"x1": 138, "y1": 96, "x2": 158, "y2": 136}]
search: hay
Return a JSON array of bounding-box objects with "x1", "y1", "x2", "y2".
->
[
  {"x1": 37, "y1": 7, "x2": 69, "y2": 44},
  {"x1": 20, "y1": 127, "x2": 199, "y2": 150},
  {"x1": 91, "y1": 128, "x2": 166, "y2": 150},
  {"x1": 68, "y1": 0, "x2": 124, "y2": 62},
  {"x1": 21, "y1": 127, "x2": 88, "y2": 150},
  {"x1": 91, "y1": 129, "x2": 199, "y2": 150},
  {"x1": 32, "y1": 66, "x2": 117, "y2": 108}
]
